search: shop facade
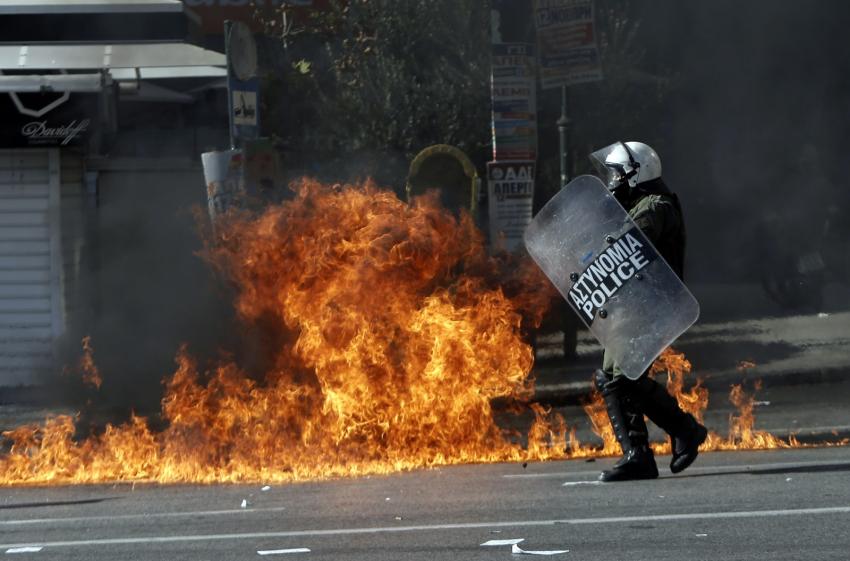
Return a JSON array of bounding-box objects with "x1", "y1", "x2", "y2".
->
[{"x1": 0, "y1": 0, "x2": 228, "y2": 387}]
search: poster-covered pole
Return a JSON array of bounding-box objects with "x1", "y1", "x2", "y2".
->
[
  {"x1": 487, "y1": 2, "x2": 538, "y2": 252},
  {"x1": 557, "y1": 84, "x2": 570, "y2": 188}
]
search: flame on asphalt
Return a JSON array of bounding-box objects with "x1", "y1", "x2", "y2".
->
[{"x1": 0, "y1": 180, "x2": 842, "y2": 485}]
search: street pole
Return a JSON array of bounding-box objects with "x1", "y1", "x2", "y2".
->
[
  {"x1": 224, "y1": 20, "x2": 236, "y2": 150},
  {"x1": 557, "y1": 84, "x2": 570, "y2": 188},
  {"x1": 556, "y1": 83, "x2": 578, "y2": 359}
]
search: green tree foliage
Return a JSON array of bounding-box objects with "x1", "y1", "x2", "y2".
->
[{"x1": 258, "y1": 0, "x2": 492, "y2": 172}]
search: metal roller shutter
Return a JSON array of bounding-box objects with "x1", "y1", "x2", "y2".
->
[{"x1": 0, "y1": 148, "x2": 63, "y2": 387}]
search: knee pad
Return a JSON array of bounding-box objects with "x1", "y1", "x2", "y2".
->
[
  {"x1": 631, "y1": 373, "x2": 662, "y2": 397},
  {"x1": 593, "y1": 369, "x2": 613, "y2": 393}
]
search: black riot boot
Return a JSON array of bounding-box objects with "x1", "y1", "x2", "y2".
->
[
  {"x1": 630, "y1": 376, "x2": 708, "y2": 474},
  {"x1": 594, "y1": 370, "x2": 659, "y2": 482}
]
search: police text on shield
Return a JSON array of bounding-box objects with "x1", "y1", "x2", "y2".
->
[{"x1": 568, "y1": 228, "x2": 654, "y2": 322}]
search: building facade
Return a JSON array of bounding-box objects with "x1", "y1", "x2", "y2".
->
[{"x1": 0, "y1": 0, "x2": 230, "y2": 388}]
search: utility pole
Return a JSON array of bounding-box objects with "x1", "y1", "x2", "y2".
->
[{"x1": 557, "y1": 84, "x2": 570, "y2": 188}]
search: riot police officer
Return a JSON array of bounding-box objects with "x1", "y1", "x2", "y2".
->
[{"x1": 589, "y1": 141, "x2": 708, "y2": 482}]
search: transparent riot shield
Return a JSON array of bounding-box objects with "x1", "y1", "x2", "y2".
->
[{"x1": 524, "y1": 175, "x2": 699, "y2": 379}]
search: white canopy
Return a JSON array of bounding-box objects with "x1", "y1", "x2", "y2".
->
[
  {"x1": 0, "y1": 0, "x2": 183, "y2": 14},
  {"x1": 0, "y1": 43, "x2": 225, "y2": 71}
]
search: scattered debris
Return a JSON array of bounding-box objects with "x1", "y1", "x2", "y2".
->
[
  {"x1": 385, "y1": 497, "x2": 391, "y2": 501},
  {"x1": 753, "y1": 401, "x2": 770, "y2": 407},
  {"x1": 786, "y1": 477, "x2": 793, "y2": 482},
  {"x1": 481, "y1": 538, "x2": 525, "y2": 546},
  {"x1": 522, "y1": 462, "x2": 528, "y2": 468},
  {"x1": 695, "y1": 534, "x2": 708, "y2": 538},
  {"x1": 5, "y1": 547, "x2": 43, "y2": 554},
  {"x1": 490, "y1": 530, "x2": 502, "y2": 534},
  {"x1": 818, "y1": 312, "x2": 830, "y2": 318},
  {"x1": 737, "y1": 360, "x2": 757, "y2": 372},
  {"x1": 585, "y1": 458, "x2": 596, "y2": 463},
  {"x1": 261, "y1": 486, "x2": 272, "y2": 491},
  {"x1": 241, "y1": 499, "x2": 248, "y2": 508},
  {"x1": 394, "y1": 516, "x2": 403, "y2": 520},
  {"x1": 257, "y1": 548, "x2": 310, "y2": 555},
  {"x1": 482, "y1": 537, "x2": 569, "y2": 554},
  {"x1": 511, "y1": 543, "x2": 569, "y2": 555}
]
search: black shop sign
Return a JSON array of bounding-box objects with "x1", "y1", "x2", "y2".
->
[{"x1": 0, "y1": 91, "x2": 97, "y2": 148}]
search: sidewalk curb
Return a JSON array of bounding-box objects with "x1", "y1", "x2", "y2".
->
[{"x1": 531, "y1": 365, "x2": 850, "y2": 407}]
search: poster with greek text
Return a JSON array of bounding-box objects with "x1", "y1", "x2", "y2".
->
[
  {"x1": 534, "y1": 0, "x2": 603, "y2": 89},
  {"x1": 491, "y1": 43, "x2": 538, "y2": 161},
  {"x1": 487, "y1": 161, "x2": 535, "y2": 252}
]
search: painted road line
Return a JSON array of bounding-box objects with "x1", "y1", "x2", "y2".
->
[
  {"x1": 1, "y1": 505, "x2": 849, "y2": 550},
  {"x1": 0, "y1": 506, "x2": 289, "y2": 526},
  {"x1": 5, "y1": 547, "x2": 43, "y2": 554},
  {"x1": 257, "y1": 548, "x2": 310, "y2": 555}
]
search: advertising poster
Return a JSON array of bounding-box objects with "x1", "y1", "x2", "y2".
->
[
  {"x1": 490, "y1": 43, "x2": 537, "y2": 161},
  {"x1": 202, "y1": 149, "x2": 245, "y2": 222},
  {"x1": 534, "y1": 0, "x2": 603, "y2": 89},
  {"x1": 487, "y1": 161, "x2": 535, "y2": 252}
]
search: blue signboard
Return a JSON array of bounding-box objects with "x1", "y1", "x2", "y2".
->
[{"x1": 228, "y1": 75, "x2": 260, "y2": 143}]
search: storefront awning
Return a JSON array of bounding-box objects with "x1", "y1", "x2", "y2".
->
[
  {"x1": 109, "y1": 66, "x2": 227, "y2": 80},
  {"x1": 0, "y1": 0, "x2": 183, "y2": 15},
  {"x1": 0, "y1": 43, "x2": 224, "y2": 71}
]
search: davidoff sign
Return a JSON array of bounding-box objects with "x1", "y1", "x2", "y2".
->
[{"x1": 21, "y1": 119, "x2": 90, "y2": 146}]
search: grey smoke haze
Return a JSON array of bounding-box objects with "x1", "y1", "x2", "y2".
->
[
  {"x1": 639, "y1": 0, "x2": 850, "y2": 288},
  {"x1": 53, "y1": 165, "x2": 236, "y2": 416},
  {"x1": 49, "y1": 0, "x2": 850, "y2": 415}
]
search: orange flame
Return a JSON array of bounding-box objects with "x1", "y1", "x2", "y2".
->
[
  {"x1": 0, "y1": 179, "x2": 563, "y2": 485},
  {"x1": 0, "y1": 181, "x2": 842, "y2": 486},
  {"x1": 583, "y1": 349, "x2": 830, "y2": 454},
  {"x1": 80, "y1": 336, "x2": 102, "y2": 390}
]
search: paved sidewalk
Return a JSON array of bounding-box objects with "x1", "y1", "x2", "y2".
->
[
  {"x1": 538, "y1": 378, "x2": 850, "y2": 449},
  {"x1": 532, "y1": 310, "x2": 850, "y2": 402}
]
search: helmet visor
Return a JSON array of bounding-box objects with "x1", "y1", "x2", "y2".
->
[{"x1": 589, "y1": 142, "x2": 635, "y2": 191}]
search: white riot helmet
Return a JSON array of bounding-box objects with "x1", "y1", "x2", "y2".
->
[{"x1": 590, "y1": 141, "x2": 662, "y2": 191}]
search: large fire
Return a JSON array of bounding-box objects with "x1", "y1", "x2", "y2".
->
[
  {"x1": 0, "y1": 180, "x2": 840, "y2": 486},
  {"x1": 0, "y1": 179, "x2": 562, "y2": 485}
]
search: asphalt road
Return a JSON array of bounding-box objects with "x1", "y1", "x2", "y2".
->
[{"x1": 1, "y1": 447, "x2": 849, "y2": 560}]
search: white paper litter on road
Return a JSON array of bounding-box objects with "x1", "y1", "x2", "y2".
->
[
  {"x1": 695, "y1": 534, "x2": 708, "y2": 537},
  {"x1": 261, "y1": 486, "x2": 271, "y2": 492},
  {"x1": 480, "y1": 538, "x2": 524, "y2": 546},
  {"x1": 511, "y1": 543, "x2": 569, "y2": 555},
  {"x1": 5, "y1": 547, "x2": 43, "y2": 554},
  {"x1": 241, "y1": 499, "x2": 248, "y2": 509},
  {"x1": 257, "y1": 548, "x2": 310, "y2": 555},
  {"x1": 561, "y1": 480, "x2": 602, "y2": 487}
]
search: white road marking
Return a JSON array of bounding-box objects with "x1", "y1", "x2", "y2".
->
[
  {"x1": 0, "y1": 506, "x2": 848, "y2": 550},
  {"x1": 505, "y1": 459, "x2": 850, "y2": 479},
  {"x1": 481, "y1": 538, "x2": 524, "y2": 546},
  {"x1": 0, "y1": 506, "x2": 289, "y2": 526},
  {"x1": 5, "y1": 547, "x2": 43, "y2": 554},
  {"x1": 257, "y1": 548, "x2": 310, "y2": 555},
  {"x1": 511, "y1": 543, "x2": 569, "y2": 555}
]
